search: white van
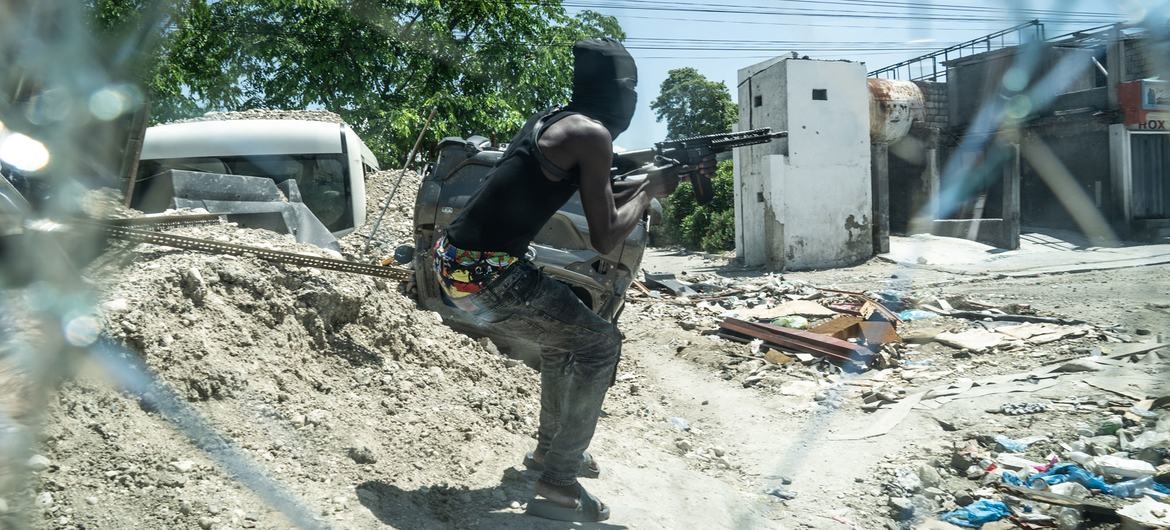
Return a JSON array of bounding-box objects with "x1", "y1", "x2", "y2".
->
[{"x1": 136, "y1": 119, "x2": 380, "y2": 236}]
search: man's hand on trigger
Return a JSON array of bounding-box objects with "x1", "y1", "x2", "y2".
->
[
  {"x1": 644, "y1": 166, "x2": 681, "y2": 198},
  {"x1": 611, "y1": 177, "x2": 643, "y2": 206}
]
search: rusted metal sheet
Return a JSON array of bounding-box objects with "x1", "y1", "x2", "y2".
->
[
  {"x1": 867, "y1": 78, "x2": 924, "y2": 143},
  {"x1": 720, "y1": 317, "x2": 873, "y2": 366}
]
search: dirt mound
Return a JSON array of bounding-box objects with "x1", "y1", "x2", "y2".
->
[
  {"x1": 340, "y1": 169, "x2": 422, "y2": 261},
  {"x1": 170, "y1": 109, "x2": 346, "y2": 125},
  {"x1": 19, "y1": 219, "x2": 542, "y2": 529}
]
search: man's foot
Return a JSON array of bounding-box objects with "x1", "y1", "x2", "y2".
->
[
  {"x1": 526, "y1": 480, "x2": 610, "y2": 522},
  {"x1": 523, "y1": 450, "x2": 601, "y2": 478}
]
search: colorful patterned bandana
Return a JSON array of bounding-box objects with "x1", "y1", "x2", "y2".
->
[{"x1": 432, "y1": 235, "x2": 519, "y2": 306}]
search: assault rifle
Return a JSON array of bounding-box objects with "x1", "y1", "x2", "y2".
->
[{"x1": 612, "y1": 128, "x2": 787, "y2": 204}]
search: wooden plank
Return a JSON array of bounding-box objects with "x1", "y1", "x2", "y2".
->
[
  {"x1": 809, "y1": 315, "x2": 864, "y2": 339},
  {"x1": 861, "y1": 300, "x2": 903, "y2": 324}
]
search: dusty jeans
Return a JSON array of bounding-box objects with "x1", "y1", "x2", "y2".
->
[{"x1": 446, "y1": 260, "x2": 622, "y2": 486}]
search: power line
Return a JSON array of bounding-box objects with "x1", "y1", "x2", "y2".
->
[
  {"x1": 595, "y1": 13, "x2": 1117, "y2": 33},
  {"x1": 625, "y1": 46, "x2": 976, "y2": 52},
  {"x1": 624, "y1": 38, "x2": 977, "y2": 46},
  {"x1": 560, "y1": 0, "x2": 1117, "y2": 24},
  {"x1": 631, "y1": 0, "x2": 1121, "y2": 18},
  {"x1": 635, "y1": 51, "x2": 948, "y2": 59},
  {"x1": 564, "y1": 0, "x2": 1119, "y2": 19}
]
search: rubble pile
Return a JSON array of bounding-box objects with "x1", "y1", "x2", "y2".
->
[
  {"x1": 340, "y1": 169, "x2": 423, "y2": 260},
  {"x1": 630, "y1": 271, "x2": 1114, "y2": 415},
  {"x1": 866, "y1": 380, "x2": 1170, "y2": 529},
  {"x1": 18, "y1": 207, "x2": 543, "y2": 528}
]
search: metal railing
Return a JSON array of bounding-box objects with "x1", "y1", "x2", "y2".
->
[{"x1": 868, "y1": 19, "x2": 1046, "y2": 82}]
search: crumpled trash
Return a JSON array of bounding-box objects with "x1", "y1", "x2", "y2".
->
[
  {"x1": 1003, "y1": 463, "x2": 1109, "y2": 492},
  {"x1": 897, "y1": 309, "x2": 938, "y2": 321},
  {"x1": 771, "y1": 315, "x2": 810, "y2": 329},
  {"x1": 764, "y1": 486, "x2": 797, "y2": 500},
  {"x1": 1001, "y1": 463, "x2": 1170, "y2": 498},
  {"x1": 998, "y1": 402, "x2": 1048, "y2": 415},
  {"x1": 871, "y1": 290, "x2": 908, "y2": 312},
  {"x1": 1093, "y1": 454, "x2": 1157, "y2": 479},
  {"x1": 938, "y1": 499, "x2": 1011, "y2": 528},
  {"x1": 994, "y1": 434, "x2": 1028, "y2": 453}
]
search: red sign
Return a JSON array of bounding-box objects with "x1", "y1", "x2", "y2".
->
[{"x1": 1119, "y1": 79, "x2": 1170, "y2": 129}]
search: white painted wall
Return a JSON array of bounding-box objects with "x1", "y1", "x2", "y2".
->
[
  {"x1": 735, "y1": 58, "x2": 873, "y2": 269},
  {"x1": 1109, "y1": 124, "x2": 1132, "y2": 223},
  {"x1": 735, "y1": 57, "x2": 788, "y2": 267}
]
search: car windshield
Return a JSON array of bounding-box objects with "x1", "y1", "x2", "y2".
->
[{"x1": 136, "y1": 153, "x2": 351, "y2": 232}]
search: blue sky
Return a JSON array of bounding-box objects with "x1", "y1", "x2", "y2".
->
[{"x1": 565, "y1": 0, "x2": 1157, "y2": 147}]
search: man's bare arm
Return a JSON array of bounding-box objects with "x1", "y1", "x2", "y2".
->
[{"x1": 539, "y1": 116, "x2": 649, "y2": 254}]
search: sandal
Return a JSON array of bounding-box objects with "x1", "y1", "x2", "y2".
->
[
  {"x1": 525, "y1": 482, "x2": 610, "y2": 523},
  {"x1": 523, "y1": 451, "x2": 601, "y2": 479}
]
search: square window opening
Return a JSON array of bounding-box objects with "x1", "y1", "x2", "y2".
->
[{"x1": 812, "y1": 89, "x2": 828, "y2": 101}]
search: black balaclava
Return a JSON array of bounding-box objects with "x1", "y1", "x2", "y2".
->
[{"x1": 566, "y1": 38, "x2": 638, "y2": 139}]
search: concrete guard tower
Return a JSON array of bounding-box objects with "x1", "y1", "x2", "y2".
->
[{"x1": 734, "y1": 57, "x2": 872, "y2": 270}]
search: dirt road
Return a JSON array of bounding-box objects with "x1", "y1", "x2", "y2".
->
[{"x1": 11, "y1": 229, "x2": 1170, "y2": 530}]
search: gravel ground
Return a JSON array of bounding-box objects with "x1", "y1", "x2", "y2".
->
[{"x1": 2, "y1": 172, "x2": 1167, "y2": 529}]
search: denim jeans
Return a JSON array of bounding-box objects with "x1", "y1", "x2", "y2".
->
[{"x1": 443, "y1": 260, "x2": 622, "y2": 486}]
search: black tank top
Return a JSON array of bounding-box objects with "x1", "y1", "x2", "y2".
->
[{"x1": 446, "y1": 109, "x2": 581, "y2": 257}]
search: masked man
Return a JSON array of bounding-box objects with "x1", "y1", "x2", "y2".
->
[{"x1": 433, "y1": 38, "x2": 710, "y2": 522}]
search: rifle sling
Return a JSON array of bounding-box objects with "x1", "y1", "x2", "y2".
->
[{"x1": 531, "y1": 108, "x2": 580, "y2": 185}]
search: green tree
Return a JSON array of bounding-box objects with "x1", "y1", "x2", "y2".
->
[
  {"x1": 649, "y1": 67, "x2": 737, "y2": 140},
  {"x1": 88, "y1": 0, "x2": 624, "y2": 164},
  {"x1": 651, "y1": 68, "x2": 738, "y2": 251},
  {"x1": 661, "y1": 160, "x2": 736, "y2": 252},
  {"x1": 84, "y1": 0, "x2": 202, "y2": 119}
]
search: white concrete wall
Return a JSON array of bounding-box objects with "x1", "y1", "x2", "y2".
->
[
  {"x1": 735, "y1": 57, "x2": 789, "y2": 266},
  {"x1": 735, "y1": 58, "x2": 873, "y2": 269},
  {"x1": 1109, "y1": 124, "x2": 1132, "y2": 223}
]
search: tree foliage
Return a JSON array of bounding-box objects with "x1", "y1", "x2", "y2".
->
[
  {"x1": 651, "y1": 68, "x2": 738, "y2": 252},
  {"x1": 649, "y1": 67, "x2": 737, "y2": 140},
  {"x1": 86, "y1": 0, "x2": 624, "y2": 163},
  {"x1": 661, "y1": 160, "x2": 736, "y2": 252},
  {"x1": 84, "y1": 0, "x2": 194, "y2": 115}
]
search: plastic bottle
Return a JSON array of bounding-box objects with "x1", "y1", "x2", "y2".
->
[
  {"x1": 1109, "y1": 476, "x2": 1154, "y2": 498},
  {"x1": 1055, "y1": 507, "x2": 1082, "y2": 530}
]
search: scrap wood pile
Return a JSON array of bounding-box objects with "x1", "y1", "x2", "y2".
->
[{"x1": 628, "y1": 271, "x2": 1140, "y2": 413}]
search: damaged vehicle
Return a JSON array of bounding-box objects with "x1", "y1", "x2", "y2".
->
[
  {"x1": 412, "y1": 136, "x2": 654, "y2": 361},
  {"x1": 131, "y1": 117, "x2": 380, "y2": 249}
]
